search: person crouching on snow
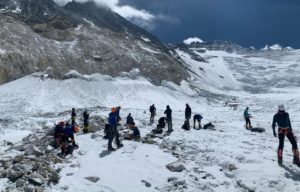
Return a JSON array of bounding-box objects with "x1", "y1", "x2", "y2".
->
[
  {"x1": 272, "y1": 104, "x2": 300, "y2": 166},
  {"x1": 193, "y1": 114, "x2": 203, "y2": 129},
  {"x1": 125, "y1": 123, "x2": 141, "y2": 141}
]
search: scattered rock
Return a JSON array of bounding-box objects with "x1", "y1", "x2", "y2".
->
[
  {"x1": 91, "y1": 133, "x2": 101, "y2": 139},
  {"x1": 45, "y1": 145, "x2": 54, "y2": 153},
  {"x1": 49, "y1": 172, "x2": 60, "y2": 184},
  {"x1": 4, "y1": 161, "x2": 11, "y2": 169},
  {"x1": 24, "y1": 144, "x2": 43, "y2": 156},
  {"x1": 78, "y1": 151, "x2": 86, "y2": 156},
  {"x1": 29, "y1": 173, "x2": 44, "y2": 186},
  {"x1": 85, "y1": 176, "x2": 100, "y2": 183},
  {"x1": 228, "y1": 163, "x2": 238, "y2": 171},
  {"x1": 168, "y1": 177, "x2": 178, "y2": 182},
  {"x1": 166, "y1": 161, "x2": 186, "y2": 172},
  {"x1": 13, "y1": 155, "x2": 24, "y2": 164},
  {"x1": 7, "y1": 170, "x2": 24, "y2": 182},
  {"x1": 15, "y1": 178, "x2": 26, "y2": 188},
  {"x1": 141, "y1": 180, "x2": 151, "y2": 187},
  {"x1": 60, "y1": 186, "x2": 69, "y2": 190}
]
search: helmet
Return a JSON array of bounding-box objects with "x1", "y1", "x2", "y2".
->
[
  {"x1": 278, "y1": 104, "x2": 285, "y2": 111},
  {"x1": 111, "y1": 107, "x2": 116, "y2": 113},
  {"x1": 74, "y1": 126, "x2": 80, "y2": 133},
  {"x1": 59, "y1": 121, "x2": 65, "y2": 126}
]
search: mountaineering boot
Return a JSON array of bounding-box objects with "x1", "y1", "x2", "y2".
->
[
  {"x1": 117, "y1": 143, "x2": 124, "y2": 148},
  {"x1": 292, "y1": 149, "x2": 300, "y2": 167},
  {"x1": 108, "y1": 147, "x2": 116, "y2": 151},
  {"x1": 277, "y1": 149, "x2": 283, "y2": 166}
]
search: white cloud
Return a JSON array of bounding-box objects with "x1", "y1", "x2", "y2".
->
[{"x1": 54, "y1": 0, "x2": 155, "y2": 29}]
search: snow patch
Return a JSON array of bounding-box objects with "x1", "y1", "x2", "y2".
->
[
  {"x1": 83, "y1": 18, "x2": 95, "y2": 27},
  {"x1": 183, "y1": 37, "x2": 203, "y2": 45},
  {"x1": 141, "y1": 36, "x2": 151, "y2": 42}
]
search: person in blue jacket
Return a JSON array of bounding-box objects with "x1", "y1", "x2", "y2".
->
[
  {"x1": 108, "y1": 107, "x2": 123, "y2": 151},
  {"x1": 244, "y1": 107, "x2": 252, "y2": 129}
]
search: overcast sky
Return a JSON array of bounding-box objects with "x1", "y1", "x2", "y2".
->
[{"x1": 118, "y1": 0, "x2": 300, "y2": 48}]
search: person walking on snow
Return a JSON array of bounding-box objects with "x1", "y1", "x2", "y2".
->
[
  {"x1": 272, "y1": 104, "x2": 300, "y2": 166},
  {"x1": 164, "y1": 105, "x2": 173, "y2": 132},
  {"x1": 149, "y1": 104, "x2": 156, "y2": 124},
  {"x1": 108, "y1": 107, "x2": 123, "y2": 151},
  {"x1": 244, "y1": 107, "x2": 252, "y2": 129},
  {"x1": 185, "y1": 104, "x2": 192, "y2": 129}
]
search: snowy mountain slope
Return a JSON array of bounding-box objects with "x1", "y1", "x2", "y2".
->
[
  {"x1": 175, "y1": 42, "x2": 300, "y2": 93},
  {"x1": 1, "y1": 69, "x2": 300, "y2": 191}
]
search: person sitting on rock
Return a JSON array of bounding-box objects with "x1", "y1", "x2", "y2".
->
[
  {"x1": 61, "y1": 122, "x2": 78, "y2": 157},
  {"x1": 193, "y1": 114, "x2": 203, "y2": 129},
  {"x1": 54, "y1": 121, "x2": 65, "y2": 148},
  {"x1": 125, "y1": 123, "x2": 141, "y2": 141},
  {"x1": 126, "y1": 113, "x2": 134, "y2": 126}
]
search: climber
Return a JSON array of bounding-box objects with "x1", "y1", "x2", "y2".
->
[{"x1": 272, "y1": 104, "x2": 300, "y2": 167}]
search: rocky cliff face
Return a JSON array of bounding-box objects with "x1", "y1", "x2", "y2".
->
[{"x1": 0, "y1": 0, "x2": 189, "y2": 85}]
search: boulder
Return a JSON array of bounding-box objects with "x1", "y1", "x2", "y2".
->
[
  {"x1": 84, "y1": 176, "x2": 100, "y2": 183},
  {"x1": 141, "y1": 180, "x2": 151, "y2": 187},
  {"x1": 24, "y1": 144, "x2": 43, "y2": 156},
  {"x1": 28, "y1": 173, "x2": 45, "y2": 186},
  {"x1": 7, "y1": 170, "x2": 24, "y2": 181},
  {"x1": 13, "y1": 155, "x2": 25, "y2": 164},
  {"x1": 16, "y1": 178, "x2": 26, "y2": 188},
  {"x1": 166, "y1": 161, "x2": 186, "y2": 172},
  {"x1": 91, "y1": 133, "x2": 101, "y2": 139}
]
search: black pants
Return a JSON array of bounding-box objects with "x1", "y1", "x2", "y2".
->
[
  {"x1": 278, "y1": 129, "x2": 298, "y2": 150},
  {"x1": 185, "y1": 116, "x2": 191, "y2": 129},
  {"x1": 245, "y1": 117, "x2": 251, "y2": 127},
  {"x1": 194, "y1": 118, "x2": 201, "y2": 128},
  {"x1": 167, "y1": 118, "x2": 172, "y2": 132},
  {"x1": 150, "y1": 112, "x2": 155, "y2": 123}
]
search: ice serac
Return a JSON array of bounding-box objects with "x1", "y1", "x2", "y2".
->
[{"x1": 0, "y1": 0, "x2": 188, "y2": 85}]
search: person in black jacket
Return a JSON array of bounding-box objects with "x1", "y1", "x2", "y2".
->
[
  {"x1": 149, "y1": 104, "x2": 156, "y2": 123},
  {"x1": 126, "y1": 113, "x2": 134, "y2": 126},
  {"x1": 164, "y1": 105, "x2": 173, "y2": 132},
  {"x1": 71, "y1": 108, "x2": 77, "y2": 126},
  {"x1": 185, "y1": 104, "x2": 192, "y2": 129},
  {"x1": 193, "y1": 114, "x2": 203, "y2": 129},
  {"x1": 272, "y1": 104, "x2": 300, "y2": 166},
  {"x1": 83, "y1": 109, "x2": 89, "y2": 133}
]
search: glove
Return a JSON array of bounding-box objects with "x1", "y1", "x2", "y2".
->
[{"x1": 273, "y1": 132, "x2": 277, "y2": 137}]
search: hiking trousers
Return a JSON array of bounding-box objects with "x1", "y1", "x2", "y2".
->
[
  {"x1": 278, "y1": 128, "x2": 298, "y2": 150},
  {"x1": 167, "y1": 118, "x2": 172, "y2": 132},
  {"x1": 245, "y1": 117, "x2": 251, "y2": 127}
]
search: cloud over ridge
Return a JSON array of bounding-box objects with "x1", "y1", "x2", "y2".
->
[{"x1": 54, "y1": 0, "x2": 155, "y2": 29}]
